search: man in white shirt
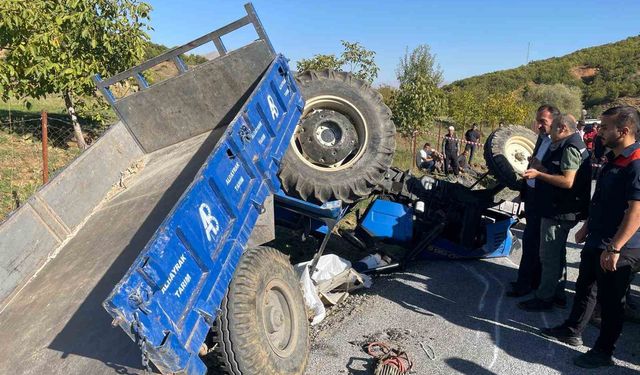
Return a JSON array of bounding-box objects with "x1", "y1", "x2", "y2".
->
[
  {"x1": 417, "y1": 142, "x2": 435, "y2": 172},
  {"x1": 507, "y1": 105, "x2": 560, "y2": 297},
  {"x1": 577, "y1": 120, "x2": 585, "y2": 139}
]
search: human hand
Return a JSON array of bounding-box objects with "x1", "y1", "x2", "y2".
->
[
  {"x1": 600, "y1": 251, "x2": 620, "y2": 272},
  {"x1": 523, "y1": 169, "x2": 540, "y2": 180},
  {"x1": 575, "y1": 225, "x2": 588, "y2": 244}
]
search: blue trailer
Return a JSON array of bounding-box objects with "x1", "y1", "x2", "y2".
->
[
  {"x1": 0, "y1": 4, "x2": 524, "y2": 375},
  {"x1": 91, "y1": 4, "x2": 361, "y2": 375},
  {"x1": 92, "y1": 5, "x2": 522, "y2": 372}
]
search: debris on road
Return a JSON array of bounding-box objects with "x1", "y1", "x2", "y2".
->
[
  {"x1": 366, "y1": 341, "x2": 413, "y2": 375},
  {"x1": 419, "y1": 341, "x2": 437, "y2": 360},
  {"x1": 296, "y1": 254, "x2": 372, "y2": 325}
]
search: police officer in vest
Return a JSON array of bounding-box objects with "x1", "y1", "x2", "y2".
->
[
  {"x1": 541, "y1": 106, "x2": 640, "y2": 368},
  {"x1": 519, "y1": 114, "x2": 592, "y2": 311}
]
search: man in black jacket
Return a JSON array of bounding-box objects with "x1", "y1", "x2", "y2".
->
[
  {"x1": 464, "y1": 123, "x2": 481, "y2": 164},
  {"x1": 442, "y1": 126, "x2": 460, "y2": 176},
  {"x1": 507, "y1": 105, "x2": 559, "y2": 297},
  {"x1": 519, "y1": 114, "x2": 592, "y2": 311},
  {"x1": 541, "y1": 106, "x2": 640, "y2": 368}
]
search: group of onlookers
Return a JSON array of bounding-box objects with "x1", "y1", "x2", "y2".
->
[
  {"x1": 416, "y1": 123, "x2": 481, "y2": 177},
  {"x1": 508, "y1": 105, "x2": 640, "y2": 369}
]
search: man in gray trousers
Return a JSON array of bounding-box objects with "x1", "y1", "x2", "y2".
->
[{"x1": 518, "y1": 114, "x2": 592, "y2": 311}]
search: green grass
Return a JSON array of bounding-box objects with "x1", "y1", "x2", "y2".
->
[
  {"x1": 0, "y1": 129, "x2": 80, "y2": 220},
  {"x1": 0, "y1": 96, "x2": 89, "y2": 221},
  {"x1": 0, "y1": 96, "x2": 67, "y2": 115}
]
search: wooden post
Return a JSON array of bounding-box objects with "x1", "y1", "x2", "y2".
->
[
  {"x1": 412, "y1": 130, "x2": 418, "y2": 168},
  {"x1": 41, "y1": 111, "x2": 49, "y2": 184}
]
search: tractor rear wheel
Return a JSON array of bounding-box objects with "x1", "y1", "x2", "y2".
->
[{"x1": 278, "y1": 70, "x2": 396, "y2": 203}]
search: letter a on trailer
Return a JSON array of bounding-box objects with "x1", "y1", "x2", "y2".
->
[{"x1": 95, "y1": 4, "x2": 304, "y2": 374}]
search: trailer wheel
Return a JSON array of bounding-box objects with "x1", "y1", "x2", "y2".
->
[
  {"x1": 484, "y1": 125, "x2": 537, "y2": 190},
  {"x1": 211, "y1": 246, "x2": 309, "y2": 375},
  {"x1": 279, "y1": 70, "x2": 396, "y2": 203}
]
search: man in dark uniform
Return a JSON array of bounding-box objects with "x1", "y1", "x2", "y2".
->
[
  {"x1": 507, "y1": 105, "x2": 559, "y2": 297},
  {"x1": 442, "y1": 126, "x2": 460, "y2": 176},
  {"x1": 519, "y1": 114, "x2": 592, "y2": 311},
  {"x1": 464, "y1": 123, "x2": 481, "y2": 164},
  {"x1": 541, "y1": 106, "x2": 640, "y2": 369}
]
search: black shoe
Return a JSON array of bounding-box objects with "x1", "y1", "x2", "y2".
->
[
  {"x1": 518, "y1": 298, "x2": 553, "y2": 312},
  {"x1": 506, "y1": 287, "x2": 532, "y2": 297},
  {"x1": 573, "y1": 349, "x2": 614, "y2": 369},
  {"x1": 540, "y1": 325, "x2": 582, "y2": 347}
]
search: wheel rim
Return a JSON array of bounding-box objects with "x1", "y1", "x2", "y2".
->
[
  {"x1": 291, "y1": 95, "x2": 368, "y2": 171},
  {"x1": 262, "y1": 279, "x2": 298, "y2": 358},
  {"x1": 504, "y1": 135, "x2": 535, "y2": 174}
]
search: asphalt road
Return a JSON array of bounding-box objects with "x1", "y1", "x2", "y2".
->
[{"x1": 306, "y1": 225, "x2": 640, "y2": 375}]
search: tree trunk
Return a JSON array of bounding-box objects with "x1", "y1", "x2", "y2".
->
[{"x1": 63, "y1": 91, "x2": 88, "y2": 149}]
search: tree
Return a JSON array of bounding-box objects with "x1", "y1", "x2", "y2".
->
[
  {"x1": 396, "y1": 44, "x2": 444, "y2": 87},
  {"x1": 296, "y1": 54, "x2": 342, "y2": 73},
  {"x1": 392, "y1": 45, "x2": 446, "y2": 136},
  {"x1": 447, "y1": 88, "x2": 483, "y2": 128},
  {"x1": 482, "y1": 92, "x2": 531, "y2": 129},
  {"x1": 376, "y1": 84, "x2": 398, "y2": 109},
  {"x1": 339, "y1": 41, "x2": 379, "y2": 84},
  {"x1": 0, "y1": 0, "x2": 151, "y2": 148},
  {"x1": 523, "y1": 83, "x2": 583, "y2": 118},
  {"x1": 393, "y1": 74, "x2": 446, "y2": 137},
  {"x1": 296, "y1": 41, "x2": 379, "y2": 84}
]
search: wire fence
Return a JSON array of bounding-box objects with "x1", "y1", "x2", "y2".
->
[
  {"x1": 393, "y1": 129, "x2": 488, "y2": 174},
  {"x1": 0, "y1": 112, "x2": 106, "y2": 220}
]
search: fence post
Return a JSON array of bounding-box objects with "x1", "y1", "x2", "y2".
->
[
  {"x1": 42, "y1": 111, "x2": 49, "y2": 184},
  {"x1": 412, "y1": 130, "x2": 418, "y2": 168}
]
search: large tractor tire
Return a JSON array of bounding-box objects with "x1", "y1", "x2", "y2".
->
[
  {"x1": 211, "y1": 246, "x2": 309, "y2": 375},
  {"x1": 279, "y1": 70, "x2": 396, "y2": 203},
  {"x1": 484, "y1": 125, "x2": 537, "y2": 190}
]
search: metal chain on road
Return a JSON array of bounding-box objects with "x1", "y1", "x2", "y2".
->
[{"x1": 133, "y1": 312, "x2": 151, "y2": 374}]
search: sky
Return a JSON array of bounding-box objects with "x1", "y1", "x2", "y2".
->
[{"x1": 146, "y1": 0, "x2": 640, "y2": 86}]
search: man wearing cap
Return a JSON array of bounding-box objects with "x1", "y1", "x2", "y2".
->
[
  {"x1": 541, "y1": 106, "x2": 640, "y2": 368},
  {"x1": 442, "y1": 126, "x2": 460, "y2": 176},
  {"x1": 519, "y1": 114, "x2": 592, "y2": 311}
]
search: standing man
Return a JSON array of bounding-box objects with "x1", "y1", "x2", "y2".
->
[
  {"x1": 442, "y1": 126, "x2": 460, "y2": 176},
  {"x1": 577, "y1": 120, "x2": 586, "y2": 139},
  {"x1": 583, "y1": 124, "x2": 598, "y2": 157},
  {"x1": 519, "y1": 114, "x2": 592, "y2": 311},
  {"x1": 507, "y1": 105, "x2": 559, "y2": 297},
  {"x1": 464, "y1": 123, "x2": 481, "y2": 164},
  {"x1": 541, "y1": 106, "x2": 640, "y2": 368}
]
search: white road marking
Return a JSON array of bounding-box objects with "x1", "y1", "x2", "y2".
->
[
  {"x1": 485, "y1": 269, "x2": 506, "y2": 370},
  {"x1": 460, "y1": 262, "x2": 504, "y2": 370},
  {"x1": 461, "y1": 263, "x2": 489, "y2": 311}
]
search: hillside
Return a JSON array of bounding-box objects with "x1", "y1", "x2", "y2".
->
[{"x1": 446, "y1": 35, "x2": 640, "y2": 110}]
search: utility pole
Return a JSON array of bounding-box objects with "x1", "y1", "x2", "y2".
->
[{"x1": 526, "y1": 42, "x2": 531, "y2": 64}]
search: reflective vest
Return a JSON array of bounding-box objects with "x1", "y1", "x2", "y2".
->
[{"x1": 537, "y1": 132, "x2": 592, "y2": 221}]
